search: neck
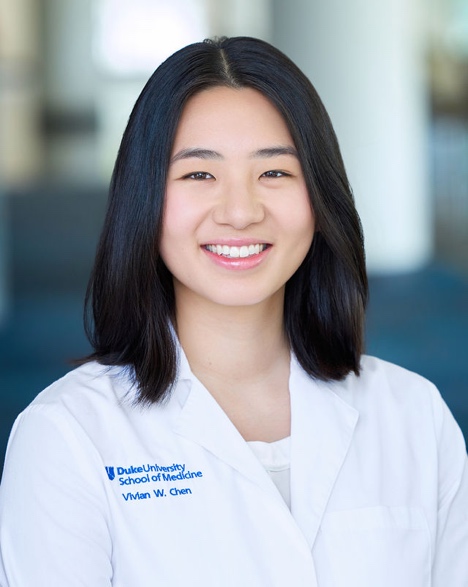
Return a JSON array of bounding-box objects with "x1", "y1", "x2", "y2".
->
[{"x1": 175, "y1": 290, "x2": 290, "y2": 391}]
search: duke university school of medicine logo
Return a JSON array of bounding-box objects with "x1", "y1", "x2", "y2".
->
[{"x1": 105, "y1": 462, "x2": 204, "y2": 485}]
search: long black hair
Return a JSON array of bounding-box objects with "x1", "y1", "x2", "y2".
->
[{"x1": 84, "y1": 36, "x2": 368, "y2": 404}]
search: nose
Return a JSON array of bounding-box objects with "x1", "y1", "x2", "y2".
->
[{"x1": 212, "y1": 180, "x2": 265, "y2": 229}]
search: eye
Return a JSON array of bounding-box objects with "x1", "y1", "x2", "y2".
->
[
  {"x1": 182, "y1": 171, "x2": 215, "y2": 180},
  {"x1": 261, "y1": 170, "x2": 291, "y2": 179}
]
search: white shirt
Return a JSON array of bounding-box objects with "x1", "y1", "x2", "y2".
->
[
  {"x1": 0, "y1": 351, "x2": 467, "y2": 586},
  {"x1": 248, "y1": 437, "x2": 291, "y2": 508}
]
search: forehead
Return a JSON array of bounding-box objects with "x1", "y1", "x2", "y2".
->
[{"x1": 171, "y1": 86, "x2": 294, "y2": 152}]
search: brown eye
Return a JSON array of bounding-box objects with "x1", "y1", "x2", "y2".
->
[
  {"x1": 261, "y1": 170, "x2": 290, "y2": 178},
  {"x1": 183, "y1": 171, "x2": 215, "y2": 180}
]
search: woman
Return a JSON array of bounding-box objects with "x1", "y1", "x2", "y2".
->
[{"x1": 0, "y1": 36, "x2": 467, "y2": 586}]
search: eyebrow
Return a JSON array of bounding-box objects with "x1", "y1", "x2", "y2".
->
[
  {"x1": 252, "y1": 146, "x2": 298, "y2": 159},
  {"x1": 170, "y1": 148, "x2": 223, "y2": 164},
  {"x1": 170, "y1": 145, "x2": 298, "y2": 164}
]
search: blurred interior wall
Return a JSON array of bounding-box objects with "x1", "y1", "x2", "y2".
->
[
  {"x1": 271, "y1": 0, "x2": 431, "y2": 274},
  {"x1": 0, "y1": 0, "x2": 43, "y2": 323},
  {"x1": 207, "y1": 0, "x2": 271, "y2": 40},
  {"x1": 0, "y1": 0, "x2": 43, "y2": 182},
  {"x1": 428, "y1": 0, "x2": 468, "y2": 272},
  {"x1": 42, "y1": 0, "x2": 98, "y2": 181}
]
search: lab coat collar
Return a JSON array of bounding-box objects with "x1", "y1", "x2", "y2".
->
[
  {"x1": 174, "y1": 341, "x2": 194, "y2": 383},
  {"x1": 289, "y1": 356, "x2": 359, "y2": 549},
  {"x1": 173, "y1": 345, "x2": 359, "y2": 549}
]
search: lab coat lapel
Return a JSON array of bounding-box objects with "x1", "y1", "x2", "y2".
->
[
  {"x1": 172, "y1": 375, "x2": 281, "y2": 502},
  {"x1": 289, "y1": 358, "x2": 359, "y2": 549}
]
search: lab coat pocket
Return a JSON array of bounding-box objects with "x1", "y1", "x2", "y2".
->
[{"x1": 321, "y1": 506, "x2": 430, "y2": 587}]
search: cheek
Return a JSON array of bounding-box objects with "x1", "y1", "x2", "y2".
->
[
  {"x1": 160, "y1": 191, "x2": 207, "y2": 270},
  {"x1": 296, "y1": 204, "x2": 315, "y2": 233},
  {"x1": 160, "y1": 194, "x2": 183, "y2": 265},
  {"x1": 285, "y1": 200, "x2": 315, "y2": 266},
  {"x1": 161, "y1": 192, "x2": 192, "y2": 242},
  {"x1": 298, "y1": 190, "x2": 315, "y2": 232},
  {"x1": 162, "y1": 189, "x2": 184, "y2": 229},
  {"x1": 281, "y1": 191, "x2": 315, "y2": 238}
]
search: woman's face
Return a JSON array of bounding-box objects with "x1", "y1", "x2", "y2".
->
[{"x1": 160, "y1": 86, "x2": 315, "y2": 312}]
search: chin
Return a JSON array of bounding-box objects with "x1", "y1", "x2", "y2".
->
[{"x1": 207, "y1": 289, "x2": 283, "y2": 309}]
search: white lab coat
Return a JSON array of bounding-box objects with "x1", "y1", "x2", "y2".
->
[{"x1": 0, "y1": 351, "x2": 467, "y2": 586}]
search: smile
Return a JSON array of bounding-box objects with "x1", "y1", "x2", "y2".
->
[{"x1": 204, "y1": 244, "x2": 269, "y2": 258}]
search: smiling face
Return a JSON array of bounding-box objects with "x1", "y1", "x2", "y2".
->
[{"x1": 160, "y1": 86, "x2": 315, "y2": 314}]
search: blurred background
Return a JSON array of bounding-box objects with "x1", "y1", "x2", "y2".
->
[{"x1": 0, "y1": 0, "x2": 467, "y2": 473}]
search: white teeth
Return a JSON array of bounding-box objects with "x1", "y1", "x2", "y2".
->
[{"x1": 205, "y1": 244, "x2": 267, "y2": 258}]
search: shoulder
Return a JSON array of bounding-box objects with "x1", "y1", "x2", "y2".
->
[
  {"x1": 27, "y1": 361, "x2": 136, "y2": 414},
  {"x1": 327, "y1": 355, "x2": 465, "y2": 453},
  {"x1": 330, "y1": 354, "x2": 441, "y2": 409},
  {"x1": 7, "y1": 362, "x2": 138, "y2": 451},
  {"x1": 357, "y1": 354, "x2": 436, "y2": 392}
]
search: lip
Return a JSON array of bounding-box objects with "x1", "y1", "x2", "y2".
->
[{"x1": 202, "y1": 242, "x2": 272, "y2": 270}]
